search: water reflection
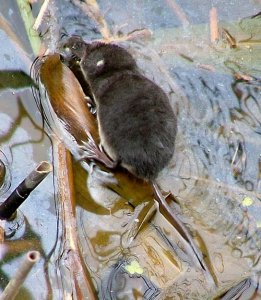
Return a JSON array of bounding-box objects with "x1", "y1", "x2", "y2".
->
[{"x1": 0, "y1": 89, "x2": 57, "y2": 298}]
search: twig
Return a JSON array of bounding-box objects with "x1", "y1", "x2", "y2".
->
[
  {"x1": 0, "y1": 161, "x2": 52, "y2": 220},
  {"x1": 109, "y1": 28, "x2": 152, "y2": 43},
  {"x1": 221, "y1": 28, "x2": 237, "y2": 48},
  {"x1": 33, "y1": 0, "x2": 50, "y2": 31},
  {"x1": 210, "y1": 7, "x2": 219, "y2": 43},
  {"x1": 0, "y1": 251, "x2": 40, "y2": 300},
  {"x1": 0, "y1": 220, "x2": 5, "y2": 243},
  {"x1": 16, "y1": 0, "x2": 42, "y2": 55},
  {"x1": 85, "y1": 0, "x2": 111, "y2": 39},
  {"x1": 71, "y1": 0, "x2": 111, "y2": 39},
  {"x1": 165, "y1": 0, "x2": 190, "y2": 27},
  {"x1": 234, "y1": 72, "x2": 254, "y2": 81},
  {"x1": 196, "y1": 63, "x2": 216, "y2": 72}
]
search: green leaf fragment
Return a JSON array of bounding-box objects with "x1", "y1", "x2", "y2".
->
[
  {"x1": 124, "y1": 260, "x2": 144, "y2": 275},
  {"x1": 241, "y1": 196, "x2": 253, "y2": 207}
]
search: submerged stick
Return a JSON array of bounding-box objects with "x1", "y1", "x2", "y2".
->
[
  {"x1": 0, "y1": 220, "x2": 5, "y2": 243},
  {"x1": 0, "y1": 250, "x2": 40, "y2": 300},
  {"x1": 210, "y1": 7, "x2": 219, "y2": 43},
  {"x1": 33, "y1": 0, "x2": 51, "y2": 31},
  {"x1": 0, "y1": 161, "x2": 52, "y2": 220},
  {"x1": 71, "y1": 0, "x2": 111, "y2": 39},
  {"x1": 165, "y1": 0, "x2": 190, "y2": 27}
]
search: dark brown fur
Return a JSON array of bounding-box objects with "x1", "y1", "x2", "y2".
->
[
  {"x1": 59, "y1": 38, "x2": 208, "y2": 271},
  {"x1": 61, "y1": 36, "x2": 177, "y2": 181}
]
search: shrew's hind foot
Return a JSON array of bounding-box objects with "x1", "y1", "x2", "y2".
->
[{"x1": 79, "y1": 132, "x2": 118, "y2": 169}]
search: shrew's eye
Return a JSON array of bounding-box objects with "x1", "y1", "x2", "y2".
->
[{"x1": 72, "y1": 42, "x2": 81, "y2": 50}]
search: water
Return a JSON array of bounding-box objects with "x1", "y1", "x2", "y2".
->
[{"x1": 1, "y1": 0, "x2": 261, "y2": 299}]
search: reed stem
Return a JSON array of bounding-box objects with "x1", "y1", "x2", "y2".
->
[
  {"x1": 16, "y1": 0, "x2": 42, "y2": 55},
  {"x1": 0, "y1": 161, "x2": 52, "y2": 220},
  {"x1": 0, "y1": 251, "x2": 40, "y2": 300}
]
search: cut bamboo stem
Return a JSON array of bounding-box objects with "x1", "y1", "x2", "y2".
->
[
  {"x1": 0, "y1": 161, "x2": 52, "y2": 220},
  {"x1": 0, "y1": 251, "x2": 40, "y2": 300}
]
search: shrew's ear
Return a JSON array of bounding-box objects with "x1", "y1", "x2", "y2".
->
[{"x1": 84, "y1": 43, "x2": 138, "y2": 75}]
